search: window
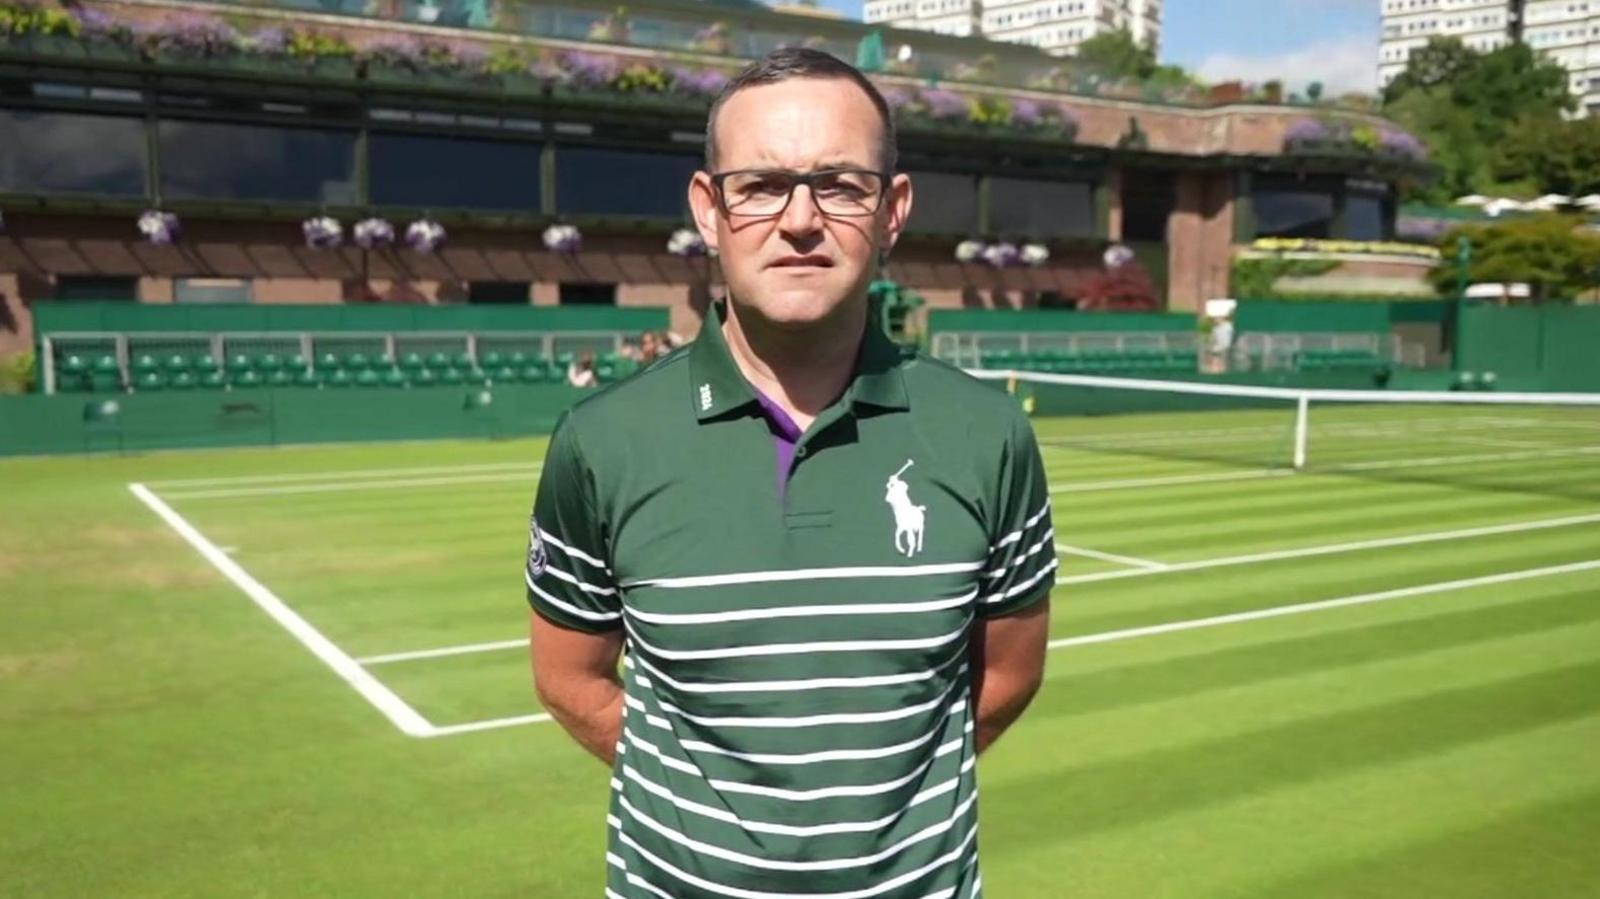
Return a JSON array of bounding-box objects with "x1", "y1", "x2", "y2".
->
[
  {"x1": 468, "y1": 281, "x2": 531, "y2": 304},
  {"x1": 1252, "y1": 175, "x2": 1336, "y2": 239},
  {"x1": 158, "y1": 121, "x2": 357, "y2": 203},
  {"x1": 371, "y1": 133, "x2": 542, "y2": 211},
  {"x1": 556, "y1": 147, "x2": 699, "y2": 218},
  {"x1": 558, "y1": 282, "x2": 617, "y2": 305},
  {"x1": 0, "y1": 110, "x2": 146, "y2": 197},
  {"x1": 175, "y1": 278, "x2": 253, "y2": 304},
  {"x1": 1120, "y1": 171, "x2": 1176, "y2": 242},
  {"x1": 1343, "y1": 183, "x2": 1393, "y2": 241},
  {"x1": 54, "y1": 276, "x2": 137, "y2": 301},
  {"x1": 990, "y1": 176, "x2": 1096, "y2": 238}
]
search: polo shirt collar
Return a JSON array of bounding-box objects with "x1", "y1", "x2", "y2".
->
[{"x1": 688, "y1": 301, "x2": 910, "y2": 423}]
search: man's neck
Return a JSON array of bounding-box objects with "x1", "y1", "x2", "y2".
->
[{"x1": 720, "y1": 299, "x2": 866, "y2": 432}]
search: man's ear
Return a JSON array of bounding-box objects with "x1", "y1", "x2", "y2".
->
[
  {"x1": 688, "y1": 171, "x2": 721, "y2": 254},
  {"x1": 880, "y1": 172, "x2": 914, "y2": 255}
]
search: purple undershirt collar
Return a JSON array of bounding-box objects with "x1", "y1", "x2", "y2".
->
[{"x1": 751, "y1": 386, "x2": 804, "y2": 498}]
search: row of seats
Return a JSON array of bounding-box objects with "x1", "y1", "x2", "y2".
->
[
  {"x1": 1292, "y1": 350, "x2": 1385, "y2": 372},
  {"x1": 56, "y1": 352, "x2": 634, "y2": 393},
  {"x1": 981, "y1": 349, "x2": 1201, "y2": 374}
]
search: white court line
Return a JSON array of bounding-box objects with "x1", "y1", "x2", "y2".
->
[
  {"x1": 360, "y1": 638, "x2": 531, "y2": 666},
  {"x1": 1048, "y1": 558, "x2": 1600, "y2": 650},
  {"x1": 129, "y1": 483, "x2": 438, "y2": 738},
  {"x1": 1055, "y1": 542, "x2": 1167, "y2": 571},
  {"x1": 1047, "y1": 445, "x2": 1600, "y2": 494},
  {"x1": 365, "y1": 553, "x2": 1600, "y2": 736},
  {"x1": 161, "y1": 470, "x2": 544, "y2": 500},
  {"x1": 1055, "y1": 510, "x2": 1600, "y2": 586},
  {"x1": 145, "y1": 460, "x2": 541, "y2": 489}
]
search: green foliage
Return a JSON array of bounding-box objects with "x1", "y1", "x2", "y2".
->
[
  {"x1": 1074, "y1": 28, "x2": 1195, "y2": 89},
  {"x1": 0, "y1": 350, "x2": 35, "y2": 394},
  {"x1": 284, "y1": 30, "x2": 353, "y2": 59},
  {"x1": 615, "y1": 62, "x2": 669, "y2": 93},
  {"x1": 1383, "y1": 37, "x2": 1576, "y2": 202},
  {"x1": 967, "y1": 96, "x2": 1012, "y2": 127},
  {"x1": 1431, "y1": 214, "x2": 1600, "y2": 300},
  {"x1": 0, "y1": 1, "x2": 79, "y2": 37},
  {"x1": 1492, "y1": 115, "x2": 1600, "y2": 197},
  {"x1": 483, "y1": 45, "x2": 527, "y2": 76},
  {"x1": 1231, "y1": 258, "x2": 1340, "y2": 299}
]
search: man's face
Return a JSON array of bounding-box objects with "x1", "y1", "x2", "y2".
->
[{"x1": 689, "y1": 77, "x2": 913, "y2": 331}]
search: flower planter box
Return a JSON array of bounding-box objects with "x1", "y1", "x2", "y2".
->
[
  {"x1": 146, "y1": 51, "x2": 358, "y2": 83},
  {"x1": 364, "y1": 63, "x2": 544, "y2": 95},
  {"x1": 0, "y1": 33, "x2": 141, "y2": 64},
  {"x1": 547, "y1": 83, "x2": 701, "y2": 115}
]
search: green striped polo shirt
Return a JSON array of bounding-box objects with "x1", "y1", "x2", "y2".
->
[{"x1": 525, "y1": 303, "x2": 1055, "y2": 899}]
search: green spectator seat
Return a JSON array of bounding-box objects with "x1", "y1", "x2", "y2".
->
[
  {"x1": 491, "y1": 365, "x2": 517, "y2": 384},
  {"x1": 294, "y1": 368, "x2": 321, "y2": 388},
  {"x1": 90, "y1": 356, "x2": 122, "y2": 392},
  {"x1": 520, "y1": 364, "x2": 549, "y2": 383},
  {"x1": 256, "y1": 353, "x2": 283, "y2": 372},
  {"x1": 60, "y1": 354, "x2": 89, "y2": 376},
  {"x1": 164, "y1": 354, "x2": 190, "y2": 375},
  {"x1": 317, "y1": 352, "x2": 340, "y2": 371},
  {"x1": 132, "y1": 354, "x2": 159, "y2": 375},
  {"x1": 169, "y1": 371, "x2": 197, "y2": 390},
  {"x1": 134, "y1": 371, "x2": 165, "y2": 391},
  {"x1": 507, "y1": 351, "x2": 529, "y2": 368},
  {"x1": 326, "y1": 369, "x2": 354, "y2": 388},
  {"x1": 344, "y1": 352, "x2": 371, "y2": 371},
  {"x1": 286, "y1": 353, "x2": 307, "y2": 371},
  {"x1": 266, "y1": 370, "x2": 293, "y2": 388},
  {"x1": 232, "y1": 370, "x2": 263, "y2": 389},
  {"x1": 193, "y1": 354, "x2": 220, "y2": 373},
  {"x1": 452, "y1": 351, "x2": 475, "y2": 371},
  {"x1": 400, "y1": 352, "x2": 425, "y2": 372},
  {"x1": 199, "y1": 370, "x2": 228, "y2": 389},
  {"x1": 596, "y1": 363, "x2": 619, "y2": 383},
  {"x1": 439, "y1": 367, "x2": 464, "y2": 385},
  {"x1": 226, "y1": 353, "x2": 252, "y2": 374},
  {"x1": 411, "y1": 368, "x2": 437, "y2": 386},
  {"x1": 425, "y1": 351, "x2": 452, "y2": 371},
  {"x1": 381, "y1": 368, "x2": 406, "y2": 388},
  {"x1": 355, "y1": 369, "x2": 381, "y2": 388},
  {"x1": 481, "y1": 350, "x2": 505, "y2": 369}
]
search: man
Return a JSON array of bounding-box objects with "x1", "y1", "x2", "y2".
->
[{"x1": 526, "y1": 48, "x2": 1054, "y2": 898}]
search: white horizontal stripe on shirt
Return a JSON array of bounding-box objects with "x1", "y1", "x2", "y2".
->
[
  {"x1": 620, "y1": 560, "x2": 984, "y2": 591},
  {"x1": 537, "y1": 526, "x2": 612, "y2": 574},
  {"x1": 983, "y1": 528, "x2": 1056, "y2": 580},
  {"x1": 625, "y1": 614, "x2": 972, "y2": 661},
  {"x1": 609, "y1": 817, "x2": 979, "y2": 899},
  {"x1": 646, "y1": 683, "x2": 968, "y2": 729},
  {"x1": 628, "y1": 586, "x2": 978, "y2": 625},
  {"x1": 526, "y1": 568, "x2": 622, "y2": 621},
  {"x1": 606, "y1": 853, "x2": 969, "y2": 899},
  {"x1": 981, "y1": 557, "x2": 1059, "y2": 605},
  {"x1": 542, "y1": 560, "x2": 618, "y2": 596},
  {"x1": 624, "y1": 643, "x2": 967, "y2": 694},
  {"x1": 989, "y1": 501, "x2": 1051, "y2": 552}
]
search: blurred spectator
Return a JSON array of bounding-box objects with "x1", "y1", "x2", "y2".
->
[
  {"x1": 567, "y1": 352, "x2": 598, "y2": 388},
  {"x1": 619, "y1": 338, "x2": 642, "y2": 362},
  {"x1": 640, "y1": 331, "x2": 664, "y2": 364}
]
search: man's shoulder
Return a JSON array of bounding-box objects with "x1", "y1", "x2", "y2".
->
[
  {"x1": 563, "y1": 345, "x2": 692, "y2": 432},
  {"x1": 900, "y1": 349, "x2": 1028, "y2": 427}
]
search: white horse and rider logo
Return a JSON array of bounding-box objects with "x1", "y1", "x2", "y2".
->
[{"x1": 885, "y1": 459, "x2": 927, "y2": 558}]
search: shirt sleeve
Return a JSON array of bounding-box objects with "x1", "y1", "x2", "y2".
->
[
  {"x1": 980, "y1": 410, "x2": 1057, "y2": 618},
  {"x1": 524, "y1": 411, "x2": 623, "y2": 632}
]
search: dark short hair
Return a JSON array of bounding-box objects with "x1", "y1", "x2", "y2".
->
[{"x1": 704, "y1": 48, "x2": 898, "y2": 175}]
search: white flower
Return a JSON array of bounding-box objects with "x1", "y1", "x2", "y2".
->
[
  {"x1": 955, "y1": 239, "x2": 985, "y2": 263},
  {"x1": 666, "y1": 227, "x2": 707, "y2": 256},
  {"x1": 1021, "y1": 243, "x2": 1049, "y2": 266}
]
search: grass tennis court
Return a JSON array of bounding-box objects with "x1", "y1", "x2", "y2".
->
[{"x1": 4, "y1": 400, "x2": 1599, "y2": 897}]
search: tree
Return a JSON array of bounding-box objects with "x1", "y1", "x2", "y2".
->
[
  {"x1": 1430, "y1": 215, "x2": 1600, "y2": 301},
  {"x1": 1074, "y1": 28, "x2": 1194, "y2": 89},
  {"x1": 1493, "y1": 115, "x2": 1600, "y2": 197},
  {"x1": 1382, "y1": 37, "x2": 1576, "y2": 201}
]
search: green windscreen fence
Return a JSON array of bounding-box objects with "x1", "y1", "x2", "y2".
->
[
  {"x1": 1456, "y1": 304, "x2": 1600, "y2": 391},
  {"x1": 32, "y1": 303, "x2": 671, "y2": 337}
]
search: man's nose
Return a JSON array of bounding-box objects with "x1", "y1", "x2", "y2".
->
[{"x1": 778, "y1": 183, "x2": 822, "y2": 236}]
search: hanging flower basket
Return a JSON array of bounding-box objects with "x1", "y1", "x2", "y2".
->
[
  {"x1": 1102, "y1": 243, "x2": 1136, "y2": 269},
  {"x1": 302, "y1": 216, "x2": 342, "y2": 249},
  {"x1": 981, "y1": 242, "x2": 1020, "y2": 268},
  {"x1": 954, "y1": 239, "x2": 985, "y2": 263},
  {"x1": 137, "y1": 210, "x2": 181, "y2": 245},
  {"x1": 404, "y1": 218, "x2": 447, "y2": 253},
  {"x1": 542, "y1": 223, "x2": 582, "y2": 253},
  {"x1": 353, "y1": 217, "x2": 395, "y2": 249},
  {"x1": 1021, "y1": 243, "x2": 1049, "y2": 266},
  {"x1": 666, "y1": 227, "x2": 707, "y2": 257}
]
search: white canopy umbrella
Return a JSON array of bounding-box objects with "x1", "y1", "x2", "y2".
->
[
  {"x1": 1575, "y1": 194, "x2": 1600, "y2": 208},
  {"x1": 1484, "y1": 198, "x2": 1527, "y2": 216},
  {"x1": 1454, "y1": 194, "x2": 1491, "y2": 206}
]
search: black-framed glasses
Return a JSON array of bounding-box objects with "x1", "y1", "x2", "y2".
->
[{"x1": 710, "y1": 168, "x2": 889, "y2": 218}]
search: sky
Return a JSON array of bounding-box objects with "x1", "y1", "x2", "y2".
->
[{"x1": 815, "y1": 0, "x2": 1383, "y2": 95}]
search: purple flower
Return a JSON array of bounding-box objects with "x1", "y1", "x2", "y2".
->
[
  {"x1": 670, "y1": 67, "x2": 729, "y2": 97},
  {"x1": 250, "y1": 26, "x2": 291, "y2": 56},
  {"x1": 353, "y1": 218, "x2": 395, "y2": 249},
  {"x1": 137, "y1": 210, "x2": 180, "y2": 245},
  {"x1": 1380, "y1": 127, "x2": 1428, "y2": 161},
  {"x1": 147, "y1": 14, "x2": 240, "y2": 59},
  {"x1": 1011, "y1": 99, "x2": 1042, "y2": 127},
  {"x1": 1396, "y1": 215, "x2": 1451, "y2": 241},
  {"x1": 77, "y1": 7, "x2": 133, "y2": 45},
  {"x1": 449, "y1": 42, "x2": 490, "y2": 74},
  {"x1": 1285, "y1": 117, "x2": 1329, "y2": 145},
  {"x1": 302, "y1": 216, "x2": 343, "y2": 249},
  {"x1": 982, "y1": 242, "x2": 1019, "y2": 267},
  {"x1": 880, "y1": 87, "x2": 911, "y2": 113},
  {"x1": 918, "y1": 88, "x2": 968, "y2": 121},
  {"x1": 359, "y1": 34, "x2": 427, "y2": 70},
  {"x1": 543, "y1": 223, "x2": 582, "y2": 253},
  {"x1": 404, "y1": 218, "x2": 447, "y2": 253},
  {"x1": 563, "y1": 51, "x2": 621, "y2": 87}
]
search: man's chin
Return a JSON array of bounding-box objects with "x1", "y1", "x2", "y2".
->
[{"x1": 735, "y1": 289, "x2": 851, "y2": 330}]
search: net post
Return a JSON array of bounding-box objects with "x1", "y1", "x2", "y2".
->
[
  {"x1": 1293, "y1": 394, "x2": 1310, "y2": 470},
  {"x1": 41, "y1": 335, "x2": 55, "y2": 396}
]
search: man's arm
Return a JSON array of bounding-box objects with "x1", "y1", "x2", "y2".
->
[
  {"x1": 970, "y1": 595, "x2": 1050, "y2": 755},
  {"x1": 530, "y1": 610, "x2": 626, "y2": 765}
]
